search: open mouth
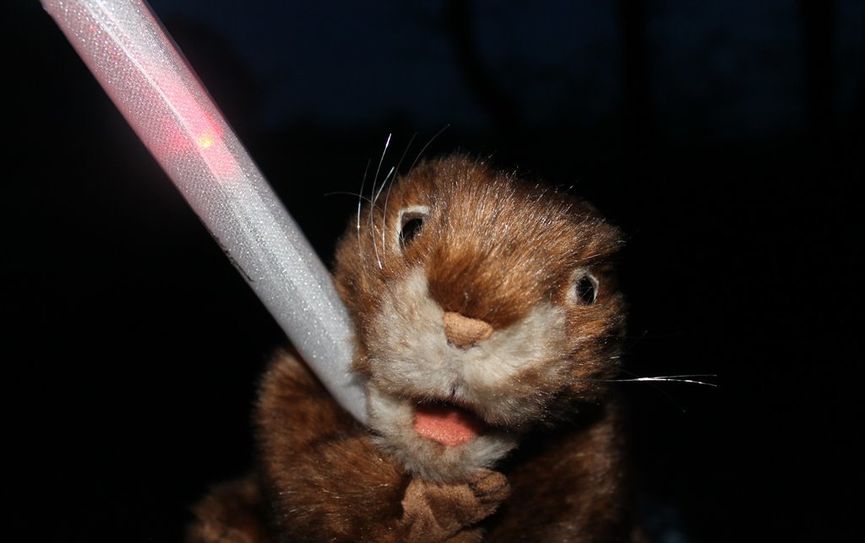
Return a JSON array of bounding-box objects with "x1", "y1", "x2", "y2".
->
[{"x1": 412, "y1": 399, "x2": 489, "y2": 447}]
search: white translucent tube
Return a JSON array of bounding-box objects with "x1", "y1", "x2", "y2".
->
[{"x1": 42, "y1": 0, "x2": 367, "y2": 423}]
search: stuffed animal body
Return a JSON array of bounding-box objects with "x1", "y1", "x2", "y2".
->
[{"x1": 188, "y1": 155, "x2": 638, "y2": 542}]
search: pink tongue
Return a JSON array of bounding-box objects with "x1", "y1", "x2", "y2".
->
[{"x1": 413, "y1": 404, "x2": 485, "y2": 446}]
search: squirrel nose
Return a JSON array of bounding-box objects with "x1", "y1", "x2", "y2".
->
[{"x1": 443, "y1": 311, "x2": 493, "y2": 348}]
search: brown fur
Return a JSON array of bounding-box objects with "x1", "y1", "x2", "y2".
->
[
  {"x1": 187, "y1": 477, "x2": 270, "y2": 543},
  {"x1": 189, "y1": 155, "x2": 635, "y2": 541}
]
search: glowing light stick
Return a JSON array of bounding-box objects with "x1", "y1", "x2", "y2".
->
[{"x1": 42, "y1": 0, "x2": 367, "y2": 423}]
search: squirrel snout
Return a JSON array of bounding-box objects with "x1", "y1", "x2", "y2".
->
[{"x1": 443, "y1": 311, "x2": 493, "y2": 348}]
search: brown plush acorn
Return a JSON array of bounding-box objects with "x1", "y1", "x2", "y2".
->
[{"x1": 188, "y1": 155, "x2": 640, "y2": 542}]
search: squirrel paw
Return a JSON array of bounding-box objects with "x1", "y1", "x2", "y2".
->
[{"x1": 401, "y1": 470, "x2": 510, "y2": 542}]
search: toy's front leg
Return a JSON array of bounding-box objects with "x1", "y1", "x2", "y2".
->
[
  {"x1": 259, "y1": 436, "x2": 507, "y2": 542},
  {"x1": 401, "y1": 469, "x2": 510, "y2": 542},
  {"x1": 186, "y1": 464, "x2": 507, "y2": 543},
  {"x1": 249, "y1": 351, "x2": 508, "y2": 542},
  {"x1": 486, "y1": 402, "x2": 635, "y2": 542}
]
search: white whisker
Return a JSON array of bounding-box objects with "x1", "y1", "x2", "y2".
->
[
  {"x1": 382, "y1": 133, "x2": 418, "y2": 250},
  {"x1": 374, "y1": 166, "x2": 395, "y2": 203},
  {"x1": 371, "y1": 133, "x2": 392, "y2": 205},
  {"x1": 324, "y1": 191, "x2": 373, "y2": 204},
  {"x1": 358, "y1": 160, "x2": 370, "y2": 232},
  {"x1": 407, "y1": 124, "x2": 449, "y2": 175},
  {"x1": 357, "y1": 160, "x2": 371, "y2": 267},
  {"x1": 591, "y1": 374, "x2": 719, "y2": 388},
  {"x1": 373, "y1": 166, "x2": 395, "y2": 253},
  {"x1": 369, "y1": 134, "x2": 392, "y2": 269}
]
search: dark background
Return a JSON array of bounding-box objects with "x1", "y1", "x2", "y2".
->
[{"x1": 5, "y1": 0, "x2": 863, "y2": 541}]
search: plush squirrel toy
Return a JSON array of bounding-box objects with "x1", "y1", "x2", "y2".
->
[{"x1": 188, "y1": 155, "x2": 638, "y2": 542}]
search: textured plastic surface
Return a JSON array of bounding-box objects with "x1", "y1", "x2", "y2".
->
[{"x1": 42, "y1": 0, "x2": 367, "y2": 423}]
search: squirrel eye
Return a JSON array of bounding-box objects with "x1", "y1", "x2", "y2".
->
[
  {"x1": 397, "y1": 206, "x2": 429, "y2": 250},
  {"x1": 573, "y1": 270, "x2": 599, "y2": 305}
]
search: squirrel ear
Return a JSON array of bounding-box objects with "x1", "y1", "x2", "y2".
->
[
  {"x1": 572, "y1": 221, "x2": 625, "y2": 264},
  {"x1": 598, "y1": 221, "x2": 626, "y2": 255},
  {"x1": 565, "y1": 198, "x2": 625, "y2": 256}
]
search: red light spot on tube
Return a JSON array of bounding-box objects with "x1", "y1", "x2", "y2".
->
[{"x1": 197, "y1": 133, "x2": 215, "y2": 149}]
